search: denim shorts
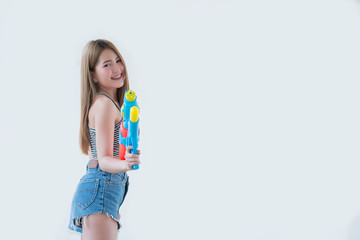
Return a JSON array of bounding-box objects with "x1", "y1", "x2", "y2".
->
[{"x1": 68, "y1": 160, "x2": 129, "y2": 233}]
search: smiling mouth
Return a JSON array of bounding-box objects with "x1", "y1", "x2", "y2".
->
[{"x1": 111, "y1": 74, "x2": 123, "y2": 80}]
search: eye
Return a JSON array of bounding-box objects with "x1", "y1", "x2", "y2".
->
[
  {"x1": 117, "y1": 59, "x2": 121, "y2": 63},
  {"x1": 104, "y1": 64, "x2": 110, "y2": 67}
]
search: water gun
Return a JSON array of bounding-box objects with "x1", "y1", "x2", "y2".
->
[{"x1": 119, "y1": 90, "x2": 140, "y2": 170}]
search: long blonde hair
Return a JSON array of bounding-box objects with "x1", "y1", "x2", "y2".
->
[{"x1": 79, "y1": 39, "x2": 130, "y2": 155}]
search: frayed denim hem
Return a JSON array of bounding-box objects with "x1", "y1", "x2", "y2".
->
[{"x1": 68, "y1": 212, "x2": 121, "y2": 234}]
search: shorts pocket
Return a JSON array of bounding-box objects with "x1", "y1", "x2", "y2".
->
[
  {"x1": 119, "y1": 178, "x2": 130, "y2": 207},
  {"x1": 75, "y1": 178, "x2": 100, "y2": 210},
  {"x1": 110, "y1": 173, "x2": 128, "y2": 184}
]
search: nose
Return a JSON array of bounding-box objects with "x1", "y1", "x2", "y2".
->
[{"x1": 112, "y1": 65, "x2": 121, "y2": 74}]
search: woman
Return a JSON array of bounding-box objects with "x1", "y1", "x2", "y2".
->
[{"x1": 68, "y1": 39, "x2": 141, "y2": 240}]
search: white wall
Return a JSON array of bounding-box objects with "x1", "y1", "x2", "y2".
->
[{"x1": 1, "y1": 0, "x2": 360, "y2": 239}]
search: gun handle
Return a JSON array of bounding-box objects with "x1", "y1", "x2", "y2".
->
[
  {"x1": 132, "y1": 165, "x2": 139, "y2": 170},
  {"x1": 130, "y1": 147, "x2": 139, "y2": 170}
]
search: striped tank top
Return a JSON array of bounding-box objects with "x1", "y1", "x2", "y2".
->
[{"x1": 89, "y1": 93, "x2": 122, "y2": 160}]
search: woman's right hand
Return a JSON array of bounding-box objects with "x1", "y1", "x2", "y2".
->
[{"x1": 122, "y1": 146, "x2": 141, "y2": 171}]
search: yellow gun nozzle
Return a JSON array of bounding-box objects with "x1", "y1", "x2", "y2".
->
[
  {"x1": 130, "y1": 106, "x2": 140, "y2": 122},
  {"x1": 126, "y1": 90, "x2": 136, "y2": 101}
]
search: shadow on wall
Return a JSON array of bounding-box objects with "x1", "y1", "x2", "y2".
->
[{"x1": 348, "y1": 213, "x2": 360, "y2": 240}]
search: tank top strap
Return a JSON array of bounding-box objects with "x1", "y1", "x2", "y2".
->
[{"x1": 96, "y1": 92, "x2": 121, "y2": 112}]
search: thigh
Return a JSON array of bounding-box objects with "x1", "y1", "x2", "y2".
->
[{"x1": 82, "y1": 213, "x2": 118, "y2": 240}]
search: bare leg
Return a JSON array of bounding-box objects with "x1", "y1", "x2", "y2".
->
[{"x1": 81, "y1": 213, "x2": 118, "y2": 240}]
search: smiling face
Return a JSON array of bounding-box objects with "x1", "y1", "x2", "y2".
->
[{"x1": 91, "y1": 48, "x2": 126, "y2": 92}]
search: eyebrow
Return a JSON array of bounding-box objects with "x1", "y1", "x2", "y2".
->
[{"x1": 102, "y1": 56, "x2": 120, "y2": 64}]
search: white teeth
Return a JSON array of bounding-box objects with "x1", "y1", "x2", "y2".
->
[{"x1": 112, "y1": 74, "x2": 122, "y2": 79}]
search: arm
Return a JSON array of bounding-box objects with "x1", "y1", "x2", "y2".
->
[{"x1": 94, "y1": 97, "x2": 140, "y2": 173}]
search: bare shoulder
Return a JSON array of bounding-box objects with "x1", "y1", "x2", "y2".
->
[{"x1": 89, "y1": 95, "x2": 121, "y2": 128}]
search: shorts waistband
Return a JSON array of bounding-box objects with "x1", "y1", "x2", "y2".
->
[{"x1": 85, "y1": 160, "x2": 129, "y2": 181}]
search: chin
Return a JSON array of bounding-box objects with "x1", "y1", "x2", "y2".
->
[{"x1": 115, "y1": 80, "x2": 125, "y2": 88}]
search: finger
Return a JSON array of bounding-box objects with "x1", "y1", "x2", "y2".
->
[
  {"x1": 129, "y1": 158, "x2": 140, "y2": 164},
  {"x1": 131, "y1": 162, "x2": 140, "y2": 168},
  {"x1": 126, "y1": 146, "x2": 133, "y2": 153},
  {"x1": 125, "y1": 152, "x2": 134, "y2": 157},
  {"x1": 129, "y1": 162, "x2": 139, "y2": 168},
  {"x1": 126, "y1": 151, "x2": 139, "y2": 158},
  {"x1": 129, "y1": 149, "x2": 140, "y2": 156},
  {"x1": 126, "y1": 157, "x2": 139, "y2": 163}
]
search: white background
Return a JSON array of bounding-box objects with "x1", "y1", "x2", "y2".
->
[{"x1": 0, "y1": 0, "x2": 360, "y2": 239}]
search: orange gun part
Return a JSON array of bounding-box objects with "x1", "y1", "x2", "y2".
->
[{"x1": 119, "y1": 121, "x2": 128, "y2": 160}]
